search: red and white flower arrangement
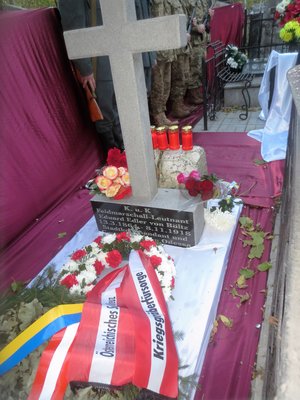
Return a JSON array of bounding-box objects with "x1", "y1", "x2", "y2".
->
[
  {"x1": 274, "y1": 0, "x2": 300, "y2": 26},
  {"x1": 89, "y1": 148, "x2": 132, "y2": 200},
  {"x1": 59, "y1": 231, "x2": 176, "y2": 301},
  {"x1": 177, "y1": 170, "x2": 241, "y2": 230}
]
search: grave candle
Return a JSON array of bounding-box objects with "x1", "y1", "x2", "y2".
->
[
  {"x1": 182, "y1": 125, "x2": 193, "y2": 151},
  {"x1": 156, "y1": 126, "x2": 168, "y2": 150},
  {"x1": 151, "y1": 125, "x2": 158, "y2": 149},
  {"x1": 168, "y1": 125, "x2": 180, "y2": 150}
]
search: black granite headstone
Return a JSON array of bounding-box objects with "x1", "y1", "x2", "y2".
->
[{"x1": 91, "y1": 189, "x2": 204, "y2": 248}]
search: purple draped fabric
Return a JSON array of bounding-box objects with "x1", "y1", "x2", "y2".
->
[
  {"x1": 193, "y1": 132, "x2": 284, "y2": 399},
  {"x1": 0, "y1": 8, "x2": 104, "y2": 291},
  {"x1": 194, "y1": 132, "x2": 285, "y2": 208},
  {"x1": 210, "y1": 3, "x2": 245, "y2": 47}
]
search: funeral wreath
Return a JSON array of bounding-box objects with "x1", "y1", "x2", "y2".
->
[{"x1": 59, "y1": 231, "x2": 176, "y2": 301}]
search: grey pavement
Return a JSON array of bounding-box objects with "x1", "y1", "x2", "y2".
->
[{"x1": 194, "y1": 108, "x2": 266, "y2": 132}]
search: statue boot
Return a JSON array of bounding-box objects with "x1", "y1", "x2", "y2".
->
[
  {"x1": 152, "y1": 112, "x2": 178, "y2": 127},
  {"x1": 171, "y1": 99, "x2": 191, "y2": 119},
  {"x1": 186, "y1": 87, "x2": 203, "y2": 105}
]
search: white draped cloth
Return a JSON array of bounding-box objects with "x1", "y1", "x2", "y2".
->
[{"x1": 247, "y1": 51, "x2": 298, "y2": 162}]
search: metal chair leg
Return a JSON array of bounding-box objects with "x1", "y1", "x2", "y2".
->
[{"x1": 239, "y1": 80, "x2": 251, "y2": 120}]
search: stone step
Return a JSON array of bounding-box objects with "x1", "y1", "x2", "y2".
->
[{"x1": 224, "y1": 76, "x2": 262, "y2": 108}]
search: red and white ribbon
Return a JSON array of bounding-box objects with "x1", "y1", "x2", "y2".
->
[{"x1": 29, "y1": 250, "x2": 178, "y2": 399}]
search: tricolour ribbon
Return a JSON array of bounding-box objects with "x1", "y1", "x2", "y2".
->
[{"x1": 0, "y1": 304, "x2": 83, "y2": 376}]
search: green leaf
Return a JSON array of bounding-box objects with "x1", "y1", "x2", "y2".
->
[
  {"x1": 248, "y1": 243, "x2": 264, "y2": 259},
  {"x1": 219, "y1": 314, "x2": 233, "y2": 328},
  {"x1": 230, "y1": 287, "x2": 239, "y2": 298},
  {"x1": 253, "y1": 158, "x2": 267, "y2": 165},
  {"x1": 248, "y1": 231, "x2": 265, "y2": 246},
  {"x1": 10, "y1": 280, "x2": 25, "y2": 293},
  {"x1": 239, "y1": 268, "x2": 255, "y2": 279},
  {"x1": 243, "y1": 239, "x2": 254, "y2": 247},
  {"x1": 257, "y1": 262, "x2": 272, "y2": 271},
  {"x1": 236, "y1": 274, "x2": 248, "y2": 288},
  {"x1": 239, "y1": 216, "x2": 254, "y2": 230},
  {"x1": 57, "y1": 232, "x2": 67, "y2": 238},
  {"x1": 239, "y1": 292, "x2": 250, "y2": 304}
]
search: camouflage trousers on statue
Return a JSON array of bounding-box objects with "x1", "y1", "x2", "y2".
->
[
  {"x1": 150, "y1": 61, "x2": 172, "y2": 115},
  {"x1": 170, "y1": 53, "x2": 190, "y2": 102},
  {"x1": 188, "y1": 44, "x2": 206, "y2": 89}
]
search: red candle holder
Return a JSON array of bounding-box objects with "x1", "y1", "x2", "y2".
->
[
  {"x1": 151, "y1": 125, "x2": 158, "y2": 149},
  {"x1": 181, "y1": 125, "x2": 193, "y2": 151},
  {"x1": 168, "y1": 125, "x2": 180, "y2": 150},
  {"x1": 156, "y1": 126, "x2": 168, "y2": 150}
]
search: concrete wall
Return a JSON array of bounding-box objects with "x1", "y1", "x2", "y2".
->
[{"x1": 262, "y1": 64, "x2": 300, "y2": 399}]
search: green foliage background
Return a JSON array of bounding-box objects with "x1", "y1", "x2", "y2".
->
[{"x1": 0, "y1": 0, "x2": 56, "y2": 8}]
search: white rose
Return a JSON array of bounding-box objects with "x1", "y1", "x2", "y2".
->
[
  {"x1": 69, "y1": 284, "x2": 82, "y2": 296},
  {"x1": 82, "y1": 284, "x2": 95, "y2": 294},
  {"x1": 102, "y1": 233, "x2": 116, "y2": 244},
  {"x1": 130, "y1": 234, "x2": 143, "y2": 243},
  {"x1": 65, "y1": 260, "x2": 78, "y2": 272},
  {"x1": 96, "y1": 252, "x2": 110, "y2": 267},
  {"x1": 77, "y1": 270, "x2": 97, "y2": 285}
]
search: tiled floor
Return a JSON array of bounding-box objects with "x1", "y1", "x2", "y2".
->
[{"x1": 193, "y1": 109, "x2": 266, "y2": 133}]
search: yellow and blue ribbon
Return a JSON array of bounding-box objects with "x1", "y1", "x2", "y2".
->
[{"x1": 0, "y1": 303, "x2": 83, "y2": 375}]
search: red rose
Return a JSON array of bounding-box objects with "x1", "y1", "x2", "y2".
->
[
  {"x1": 185, "y1": 178, "x2": 197, "y2": 191},
  {"x1": 94, "y1": 236, "x2": 102, "y2": 245},
  {"x1": 71, "y1": 249, "x2": 87, "y2": 261},
  {"x1": 140, "y1": 240, "x2": 156, "y2": 251},
  {"x1": 194, "y1": 180, "x2": 203, "y2": 193},
  {"x1": 106, "y1": 147, "x2": 128, "y2": 168},
  {"x1": 116, "y1": 232, "x2": 130, "y2": 242},
  {"x1": 201, "y1": 190, "x2": 214, "y2": 201},
  {"x1": 94, "y1": 260, "x2": 105, "y2": 275},
  {"x1": 199, "y1": 179, "x2": 214, "y2": 192},
  {"x1": 188, "y1": 188, "x2": 199, "y2": 197},
  {"x1": 150, "y1": 255, "x2": 162, "y2": 268},
  {"x1": 106, "y1": 250, "x2": 123, "y2": 268},
  {"x1": 60, "y1": 274, "x2": 78, "y2": 288}
]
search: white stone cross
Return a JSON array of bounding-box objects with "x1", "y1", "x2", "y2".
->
[{"x1": 63, "y1": 0, "x2": 187, "y2": 201}]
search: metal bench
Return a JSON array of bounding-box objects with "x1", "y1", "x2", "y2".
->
[{"x1": 202, "y1": 41, "x2": 254, "y2": 130}]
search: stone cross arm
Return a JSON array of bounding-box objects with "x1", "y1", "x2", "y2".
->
[{"x1": 64, "y1": 15, "x2": 187, "y2": 60}]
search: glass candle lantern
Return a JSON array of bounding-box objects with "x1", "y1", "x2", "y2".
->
[
  {"x1": 151, "y1": 125, "x2": 158, "y2": 149},
  {"x1": 181, "y1": 125, "x2": 193, "y2": 151},
  {"x1": 168, "y1": 125, "x2": 180, "y2": 150},
  {"x1": 156, "y1": 126, "x2": 168, "y2": 150}
]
